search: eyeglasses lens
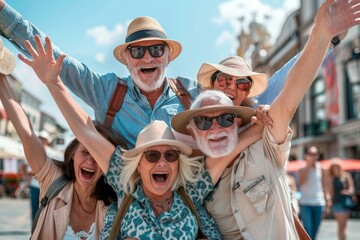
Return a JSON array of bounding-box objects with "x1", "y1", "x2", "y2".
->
[
  {"x1": 128, "y1": 44, "x2": 166, "y2": 59},
  {"x1": 144, "y1": 149, "x2": 180, "y2": 163},
  {"x1": 215, "y1": 73, "x2": 252, "y2": 92},
  {"x1": 193, "y1": 113, "x2": 236, "y2": 131}
]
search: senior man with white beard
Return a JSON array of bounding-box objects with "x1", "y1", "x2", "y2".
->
[
  {"x1": 171, "y1": 1, "x2": 360, "y2": 238},
  {"x1": 172, "y1": 90, "x2": 292, "y2": 239}
]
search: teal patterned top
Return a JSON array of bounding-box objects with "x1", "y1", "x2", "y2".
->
[{"x1": 100, "y1": 146, "x2": 220, "y2": 240}]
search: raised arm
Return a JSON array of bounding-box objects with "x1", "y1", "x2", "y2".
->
[
  {"x1": 18, "y1": 35, "x2": 115, "y2": 174},
  {"x1": 0, "y1": 1, "x2": 116, "y2": 110},
  {"x1": 0, "y1": 75, "x2": 46, "y2": 174},
  {"x1": 269, "y1": 0, "x2": 360, "y2": 143}
]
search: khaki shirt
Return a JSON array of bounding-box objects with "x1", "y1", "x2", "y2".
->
[
  {"x1": 33, "y1": 158, "x2": 107, "y2": 240},
  {"x1": 207, "y1": 127, "x2": 299, "y2": 240}
]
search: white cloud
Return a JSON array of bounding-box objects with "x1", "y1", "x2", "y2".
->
[
  {"x1": 86, "y1": 23, "x2": 125, "y2": 47},
  {"x1": 213, "y1": 0, "x2": 300, "y2": 51},
  {"x1": 95, "y1": 53, "x2": 106, "y2": 63}
]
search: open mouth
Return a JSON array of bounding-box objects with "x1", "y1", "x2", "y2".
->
[
  {"x1": 152, "y1": 172, "x2": 169, "y2": 183},
  {"x1": 81, "y1": 167, "x2": 96, "y2": 179},
  {"x1": 209, "y1": 136, "x2": 227, "y2": 143},
  {"x1": 141, "y1": 67, "x2": 157, "y2": 73}
]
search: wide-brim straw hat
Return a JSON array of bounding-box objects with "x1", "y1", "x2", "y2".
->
[
  {"x1": 0, "y1": 38, "x2": 15, "y2": 75},
  {"x1": 171, "y1": 105, "x2": 256, "y2": 135},
  {"x1": 122, "y1": 120, "x2": 192, "y2": 158},
  {"x1": 114, "y1": 16, "x2": 182, "y2": 65},
  {"x1": 197, "y1": 56, "x2": 268, "y2": 98}
]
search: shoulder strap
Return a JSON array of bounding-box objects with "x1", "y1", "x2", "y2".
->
[
  {"x1": 177, "y1": 187, "x2": 206, "y2": 239},
  {"x1": 108, "y1": 194, "x2": 134, "y2": 240},
  {"x1": 104, "y1": 78, "x2": 127, "y2": 127},
  {"x1": 31, "y1": 174, "x2": 69, "y2": 235},
  {"x1": 292, "y1": 204, "x2": 310, "y2": 240},
  {"x1": 168, "y1": 77, "x2": 192, "y2": 110}
]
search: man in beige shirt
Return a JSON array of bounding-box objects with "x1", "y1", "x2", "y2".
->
[{"x1": 171, "y1": 1, "x2": 360, "y2": 238}]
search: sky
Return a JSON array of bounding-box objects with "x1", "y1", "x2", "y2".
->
[{"x1": 3, "y1": 0, "x2": 300, "y2": 137}]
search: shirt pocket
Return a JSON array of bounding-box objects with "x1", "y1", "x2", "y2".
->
[{"x1": 242, "y1": 175, "x2": 275, "y2": 215}]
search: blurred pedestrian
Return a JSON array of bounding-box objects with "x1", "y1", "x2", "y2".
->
[
  {"x1": 299, "y1": 146, "x2": 329, "y2": 239},
  {"x1": 287, "y1": 173, "x2": 300, "y2": 215},
  {"x1": 326, "y1": 158, "x2": 356, "y2": 240}
]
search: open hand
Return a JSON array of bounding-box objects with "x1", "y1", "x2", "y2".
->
[
  {"x1": 315, "y1": 0, "x2": 360, "y2": 42},
  {"x1": 18, "y1": 35, "x2": 66, "y2": 84}
]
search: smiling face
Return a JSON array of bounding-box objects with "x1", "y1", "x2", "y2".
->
[
  {"x1": 137, "y1": 145, "x2": 179, "y2": 197},
  {"x1": 212, "y1": 72, "x2": 251, "y2": 106},
  {"x1": 126, "y1": 40, "x2": 170, "y2": 92},
  {"x1": 72, "y1": 143, "x2": 103, "y2": 189},
  {"x1": 190, "y1": 110, "x2": 240, "y2": 158}
]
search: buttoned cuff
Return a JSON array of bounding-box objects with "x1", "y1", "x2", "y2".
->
[{"x1": 0, "y1": 4, "x2": 23, "y2": 38}]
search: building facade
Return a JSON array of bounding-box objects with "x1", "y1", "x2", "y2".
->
[{"x1": 244, "y1": 0, "x2": 360, "y2": 160}]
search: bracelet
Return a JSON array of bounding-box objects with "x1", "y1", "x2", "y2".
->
[{"x1": 331, "y1": 36, "x2": 340, "y2": 48}]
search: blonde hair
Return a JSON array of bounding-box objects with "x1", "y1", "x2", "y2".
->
[
  {"x1": 329, "y1": 157, "x2": 346, "y2": 179},
  {"x1": 119, "y1": 148, "x2": 204, "y2": 195}
]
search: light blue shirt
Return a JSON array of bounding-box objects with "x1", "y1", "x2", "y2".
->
[{"x1": 0, "y1": 3, "x2": 297, "y2": 149}]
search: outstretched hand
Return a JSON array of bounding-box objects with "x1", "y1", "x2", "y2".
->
[
  {"x1": 316, "y1": 0, "x2": 360, "y2": 41},
  {"x1": 18, "y1": 35, "x2": 66, "y2": 84}
]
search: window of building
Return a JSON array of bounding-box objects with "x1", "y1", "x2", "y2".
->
[{"x1": 345, "y1": 68, "x2": 360, "y2": 120}]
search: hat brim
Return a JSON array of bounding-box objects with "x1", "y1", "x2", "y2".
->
[
  {"x1": 197, "y1": 63, "x2": 268, "y2": 98},
  {"x1": 0, "y1": 47, "x2": 15, "y2": 75},
  {"x1": 122, "y1": 139, "x2": 192, "y2": 158},
  {"x1": 171, "y1": 105, "x2": 256, "y2": 135},
  {"x1": 113, "y1": 38, "x2": 182, "y2": 65}
]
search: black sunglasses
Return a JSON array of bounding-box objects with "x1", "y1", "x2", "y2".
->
[
  {"x1": 213, "y1": 72, "x2": 252, "y2": 92},
  {"x1": 193, "y1": 113, "x2": 236, "y2": 131},
  {"x1": 127, "y1": 44, "x2": 166, "y2": 59},
  {"x1": 143, "y1": 149, "x2": 180, "y2": 163}
]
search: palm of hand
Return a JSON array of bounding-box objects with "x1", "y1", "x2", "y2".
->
[{"x1": 19, "y1": 35, "x2": 65, "y2": 84}]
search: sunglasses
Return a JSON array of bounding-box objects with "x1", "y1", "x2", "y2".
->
[
  {"x1": 143, "y1": 149, "x2": 180, "y2": 163},
  {"x1": 213, "y1": 72, "x2": 252, "y2": 92},
  {"x1": 193, "y1": 113, "x2": 236, "y2": 131},
  {"x1": 127, "y1": 44, "x2": 166, "y2": 59}
]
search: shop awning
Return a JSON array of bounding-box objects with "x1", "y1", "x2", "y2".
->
[
  {"x1": 286, "y1": 159, "x2": 360, "y2": 173},
  {"x1": 0, "y1": 135, "x2": 25, "y2": 160}
]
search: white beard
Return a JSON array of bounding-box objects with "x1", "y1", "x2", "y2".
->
[
  {"x1": 129, "y1": 60, "x2": 168, "y2": 92},
  {"x1": 195, "y1": 126, "x2": 238, "y2": 158}
]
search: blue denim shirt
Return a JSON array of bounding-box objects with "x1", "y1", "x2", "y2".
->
[{"x1": 0, "y1": 3, "x2": 299, "y2": 149}]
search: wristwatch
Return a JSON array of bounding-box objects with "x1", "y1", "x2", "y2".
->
[{"x1": 331, "y1": 36, "x2": 340, "y2": 48}]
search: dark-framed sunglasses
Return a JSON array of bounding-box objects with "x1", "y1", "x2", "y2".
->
[
  {"x1": 193, "y1": 113, "x2": 236, "y2": 131},
  {"x1": 143, "y1": 149, "x2": 180, "y2": 163},
  {"x1": 213, "y1": 72, "x2": 252, "y2": 92},
  {"x1": 127, "y1": 44, "x2": 166, "y2": 59}
]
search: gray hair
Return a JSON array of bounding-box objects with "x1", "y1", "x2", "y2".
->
[
  {"x1": 190, "y1": 90, "x2": 233, "y2": 110},
  {"x1": 119, "y1": 150, "x2": 204, "y2": 195}
]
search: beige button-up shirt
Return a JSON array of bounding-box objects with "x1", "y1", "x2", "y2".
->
[{"x1": 206, "y1": 127, "x2": 299, "y2": 240}]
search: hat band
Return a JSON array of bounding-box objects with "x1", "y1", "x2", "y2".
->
[{"x1": 126, "y1": 29, "x2": 167, "y2": 43}]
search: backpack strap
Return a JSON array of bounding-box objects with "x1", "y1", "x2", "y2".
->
[
  {"x1": 108, "y1": 188, "x2": 205, "y2": 239},
  {"x1": 168, "y1": 77, "x2": 192, "y2": 110},
  {"x1": 108, "y1": 194, "x2": 134, "y2": 240},
  {"x1": 31, "y1": 174, "x2": 69, "y2": 235},
  {"x1": 104, "y1": 78, "x2": 127, "y2": 127},
  {"x1": 177, "y1": 187, "x2": 206, "y2": 239}
]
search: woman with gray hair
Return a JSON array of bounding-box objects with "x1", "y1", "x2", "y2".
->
[{"x1": 18, "y1": 35, "x2": 255, "y2": 239}]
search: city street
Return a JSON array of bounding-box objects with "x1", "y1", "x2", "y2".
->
[{"x1": 0, "y1": 197, "x2": 360, "y2": 239}]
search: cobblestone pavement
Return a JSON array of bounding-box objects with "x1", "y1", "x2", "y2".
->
[{"x1": 0, "y1": 197, "x2": 360, "y2": 239}]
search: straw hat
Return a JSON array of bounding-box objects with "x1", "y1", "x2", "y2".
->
[
  {"x1": 114, "y1": 16, "x2": 182, "y2": 65},
  {"x1": 122, "y1": 120, "x2": 192, "y2": 158},
  {"x1": 197, "y1": 56, "x2": 268, "y2": 98},
  {"x1": 171, "y1": 91, "x2": 256, "y2": 135},
  {"x1": 0, "y1": 38, "x2": 15, "y2": 75}
]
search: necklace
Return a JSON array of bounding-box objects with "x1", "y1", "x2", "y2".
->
[
  {"x1": 73, "y1": 187, "x2": 96, "y2": 214},
  {"x1": 148, "y1": 195, "x2": 173, "y2": 212}
]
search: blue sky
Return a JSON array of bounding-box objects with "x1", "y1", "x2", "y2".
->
[{"x1": 3, "y1": 0, "x2": 299, "y2": 133}]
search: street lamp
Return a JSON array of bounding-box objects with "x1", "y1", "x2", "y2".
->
[{"x1": 346, "y1": 47, "x2": 360, "y2": 84}]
